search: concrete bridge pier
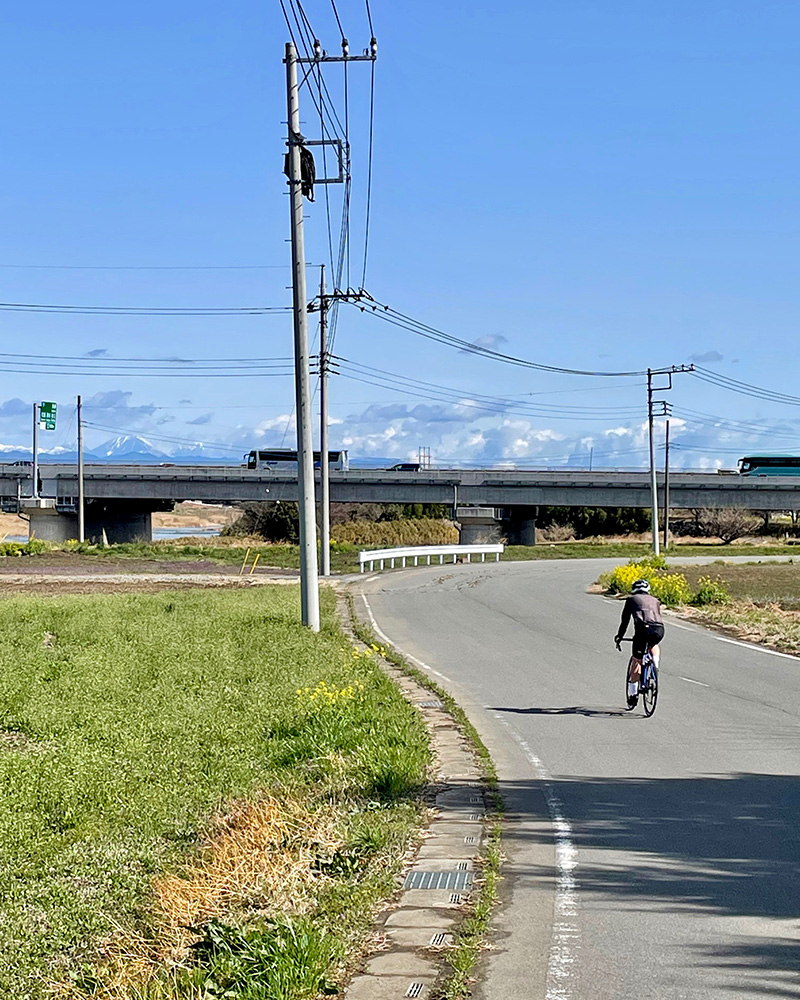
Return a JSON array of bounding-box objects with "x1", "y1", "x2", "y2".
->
[
  {"x1": 85, "y1": 500, "x2": 163, "y2": 543},
  {"x1": 503, "y1": 505, "x2": 538, "y2": 546},
  {"x1": 24, "y1": 500, "x2": 79, "y2": 542},
  {"x1": 24, "y1": 499, "x2": 168, "y2": 544},
  {"x1": 456, "y1": 507, "x2": 503, "y2": 544}
]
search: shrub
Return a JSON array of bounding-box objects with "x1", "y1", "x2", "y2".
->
[
  {"x1": 691, "y1": 575, "x2": 731, "y2": 606},
  {"x1": 331, "y1": 518, "x2": 458, "y2": 547},
  {"x1": 698, "y1": 508, "x2": 757, "y2": 544},
  {"x1": 223, "y1": 502, "x2": 300, "y2": 542},
  {"x1": 602, "y1": 559, "x2": 690, "y2": 606}
]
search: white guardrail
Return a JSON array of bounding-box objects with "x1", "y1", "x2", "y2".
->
[{"x1": 359, "y1": 543, "x2": 504, "y2": 573}]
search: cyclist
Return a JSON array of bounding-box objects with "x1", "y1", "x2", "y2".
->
[{"x1": 614, "y1": 579, "x2": 664, "y2": 709}]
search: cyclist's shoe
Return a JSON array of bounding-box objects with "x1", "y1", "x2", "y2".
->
[{"x1": 626, "y1": 695, "x2": 638, "y2": 711}]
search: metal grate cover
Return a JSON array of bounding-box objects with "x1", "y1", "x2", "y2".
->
[
  {"x1": 449, "y1": 893, "x2": 462, "y2": 904},
  {"x1": 430, "y1": 932, "x2": 449, "y2": 946},
  {"x1": 404, "y1": 870, "x2": 474, "y2": 891},
  {"x1": 417, "y1": 699, "x2": 443, "y2": 708},
  {"x1": 406, "y1": 983, "x2": 424, "y2": 998},
  {"x1": 464, "y1": 835, "x2": 477, "y2": 845}
]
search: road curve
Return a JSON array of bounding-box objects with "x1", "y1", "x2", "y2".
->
[{"x1": 358, "y1": 559, "x2": 800, "y2": 1000}]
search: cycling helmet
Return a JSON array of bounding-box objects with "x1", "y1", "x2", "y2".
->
[{"x1": 631, "y1": 579, "x2": 651, "y2": 594}]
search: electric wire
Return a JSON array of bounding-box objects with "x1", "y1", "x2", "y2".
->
[
  {"x1": 690, "y1": 366, "x2": 800, "y2": 406},
  {"x1": 334, "y1": 356, "x2": 645, "y2": 418},
  {"x1": 330, "y1": 0, "x2": 346, "y2": 38},
  {"x1": 365, "y1": 0, "x2": 374, "y2": 37},
  {"x1": 0, "y1": 301, "x2": 290, "y2": 316},
  {"x1": 347, "y1": 297, "x2": 652, "y2": 376},
  {"x1": 0, "y1": 263, "x2": 291, "y2": 270},
  {"x1": 360, "y1": 56, "x2": 375, "y2": 290}
]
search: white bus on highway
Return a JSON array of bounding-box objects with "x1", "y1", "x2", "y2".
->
[{"x1": 245, "y1": 448, "x2": 349, "y2": 471}]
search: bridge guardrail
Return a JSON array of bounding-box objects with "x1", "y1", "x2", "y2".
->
[{"x1": 359, "y1": 543, "x2": 504, "y2": 573}]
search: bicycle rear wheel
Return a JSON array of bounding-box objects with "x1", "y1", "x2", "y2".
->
[{"x1": 642, "y1": 660, "x2": 658, "y2": 717}]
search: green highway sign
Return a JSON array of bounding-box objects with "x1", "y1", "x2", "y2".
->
[{"x1": 39, "y1": 401, "x2": 57, "y2": 430}]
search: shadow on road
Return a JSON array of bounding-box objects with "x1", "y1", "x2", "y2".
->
[
  {"x1": 489, "y1": 705, "x2": 633, "y2": 718},
  {"x1": 500, "y1": 771, "x2": 800, "y2": 997}
]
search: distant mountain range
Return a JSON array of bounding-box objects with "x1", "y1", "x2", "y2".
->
[{"x1": 0, "y1": 435, "x2": 401, "y2": 468}]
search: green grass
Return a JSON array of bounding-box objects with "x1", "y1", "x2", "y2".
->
[
  {"x1": 0, "y1": 586, "x2": 431, "y2": 998},
  {"x1": 672, "y1": 560, "x2": 800, "y2": 609},
  {"x1": 9, "y1": 538, "x2": 800, "y2": 578}
]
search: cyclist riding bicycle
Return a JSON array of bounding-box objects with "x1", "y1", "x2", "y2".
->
[{"x1": 614, "y1": 579, "x2": 665, "y2": 709}]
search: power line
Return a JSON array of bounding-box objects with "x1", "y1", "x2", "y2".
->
[
  {"x1": 0, "y1": 301, "x2": 291, "y2": 316},
  {"x1": 347, "y1": 296, "x2": 653, "y2": 376},
  {"x1": 364, "y1": 0, "x2": 374, "y2": 37},
  {"x1": 0, "y1": 263, "x2": 291, "y2": 270},
  {"x1": 360, "y1": 56, "x2": 376, "y2": 290},
  {"x1": 690, "y1": 365, "x2": 800, "y2": 406}
]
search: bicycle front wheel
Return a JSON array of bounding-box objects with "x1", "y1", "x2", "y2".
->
[{"x1": 642, "y1": 664, "x2": 658, "y2": 717}]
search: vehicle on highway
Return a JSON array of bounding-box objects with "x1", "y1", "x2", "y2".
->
[
  {"x1": 244, "y1": 448, "x2": 349, "y2": 471},
  {"x1": 388, "y1": 462, "x2": 421, "y2": 472},
  {"x1": 739, "y1": 454, "x2": 800, "y2": 475}
]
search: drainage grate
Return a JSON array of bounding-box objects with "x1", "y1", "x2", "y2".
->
[
  {"x1": 430, "y1": 932, "x2": 448, "y2": 946},
  {"x1": 469, "y1": 795, "x2": 481, "y2": 804},
  {"x1": 449, "y1": 893, "x2": 462, "y2": 904},
  {"x1": 464, "y1": 835, "x2": 477, "y2": 845},
  {"x1": 404, "y1": 870, "x2": 474, "y2": 891},
  {"x1": 456, "y1": 861, "x2": 468, "y2": 870},
  {"x1": 417, "y1": 699, "x2": 443, "y2": 708},
  {"x1": 469, "y1": 813, "x2": 482, "y2": 821},
  {"x1": 406, "y1": 983, "x2": 424, "y2": 998}
]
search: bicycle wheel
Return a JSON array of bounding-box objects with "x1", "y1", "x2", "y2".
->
[
  {"x1": 642, "y1": 660, "x2": 658, "y2": 717},
  {"x1": 625, "y1": 658, "x2": 637, "y2": 711}
]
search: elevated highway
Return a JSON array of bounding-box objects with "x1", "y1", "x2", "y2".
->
[
  {"x1": 20, "y1": 464, "x2": 800, "y2": 510},
  {"x1": 3, "y1": 464, "x2": 798, "y2": 542}
]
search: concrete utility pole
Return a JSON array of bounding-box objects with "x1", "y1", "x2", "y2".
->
[
  {"x1": 647, "y1": 370, "x2": 660, "y2": 556},
  {"x1": 319, "y1": 265, "x2": 331, "y2": 577},
  {"x1": 285, "y1": 40, "x2": 320, "y2": 631},
  {"x1": 31, "y1": 403, "x2": 39, "y2": 500},
  {"x1": 663, "y1": 418, "x2": 670, "y2": 552},
  {"x1": 646, "y1": 365, "x2": 693, "y2": 555},
  {"x1": 77, "y1": 394, "x2": 85, "y2": 543}
]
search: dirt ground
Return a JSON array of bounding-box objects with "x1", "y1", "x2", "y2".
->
[{"x1": 0, "y1": 502, "x2": 237, "y2": 540}]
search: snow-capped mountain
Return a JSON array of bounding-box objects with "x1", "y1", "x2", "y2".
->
[{"x1": 98, "y1": 435, "x2": 168, "y2": 459}]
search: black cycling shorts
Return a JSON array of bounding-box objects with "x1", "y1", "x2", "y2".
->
[{"x1": 633, "y1": 622, "x2": 665, "y2": 659}]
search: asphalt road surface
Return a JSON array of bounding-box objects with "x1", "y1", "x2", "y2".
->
[{"x1": 359, "y1": 559, "x2": 800, "y2": 1000}]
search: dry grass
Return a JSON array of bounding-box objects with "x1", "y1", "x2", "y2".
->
[
  {"x1": 54, "y1": 796, "x2": 344, "y2": 1000},
  {"x1": 684, "y1": 601, "x2": 800, "y2": 655}
]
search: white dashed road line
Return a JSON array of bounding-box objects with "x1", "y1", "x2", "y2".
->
[{"x1": 679, "y1": 676, "x2": 710, "y2": 687}]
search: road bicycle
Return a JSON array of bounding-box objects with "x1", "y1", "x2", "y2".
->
[{"x1": 616, "y1": 637, "x2": 659, "y2": 717}]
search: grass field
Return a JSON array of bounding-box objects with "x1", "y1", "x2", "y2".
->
[
  {"x1": 674, "y1": 560, "x2": 800, "y2": 609},
  {"x1": 0, "y1": 586, "x2": 430, "y2": 999}
]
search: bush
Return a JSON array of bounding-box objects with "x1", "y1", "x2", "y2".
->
[
  {"x1": 698, "y1": 508, "x2": 757, "y2": 544},
  {"x1": 601, "y1": 559, "x2": 690, "y2": 606},
  {"x1": 691, "y1": 575, "x2": 732, "y2": 606},
  {"x1": 332, "y1": 518, "x2": 458, "y2": 547},
  {"x1": 223, "y1": 502, "x2": 300, "y2": 543}
]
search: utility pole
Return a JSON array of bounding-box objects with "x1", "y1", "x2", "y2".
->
[
  {"x1": 646, "y1": 365, "x2": 693, "y2": 555},
  {"x1": 663, "y1": 418, "x2": 670, "y2": 552},
  {"x1": 285, "y1": 41, "x2": 320, "y2": 631},
  {"x1": 77, "y1": 394, "x2": 85, "y2": 543},
  {"x1": 318, "y1": 265, "x2": 331, "y2": 577},
  {"x1": 284, "y1": 31, "x2": 376, "y2": 625},
  {"x1": 647, "y1": 370, "x2": 660, "y2": 556},
  {"x1": 32, "y1": 403, "x2": 39, "y2": 501}
]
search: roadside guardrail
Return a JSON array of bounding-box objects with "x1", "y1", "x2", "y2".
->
[{"x1": 359, "y1": 543, "x2": 504, "y2": 573}]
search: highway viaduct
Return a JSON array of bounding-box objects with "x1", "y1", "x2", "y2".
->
[{"x1": 3, "y1": 464, "x2": 800, "y2": 543}]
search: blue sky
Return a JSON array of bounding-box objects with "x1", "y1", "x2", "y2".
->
[{"x1": 2, "y1": 0, "x2": 800, "y2": 468}]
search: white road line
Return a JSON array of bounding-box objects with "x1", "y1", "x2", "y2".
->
[
  {"x1": 714, "y1": 635, "x2": 800, "y2": 660},
  {"x1": 493, "y1": 715, "x2": 580, "y2": 1000},
  {"x1": 669, "y1": 621, "x2": 695, "y2": 631},
  {"x1": 360, "y1": 594, "x2": 454, "y2": 683},
  {"x1": 679, "y1": 676, "x2": 710, "y2": 687}
]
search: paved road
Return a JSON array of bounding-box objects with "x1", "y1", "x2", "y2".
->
[{"x1": 359, "y1": 560, "x2": 800, "y2": 1000}]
